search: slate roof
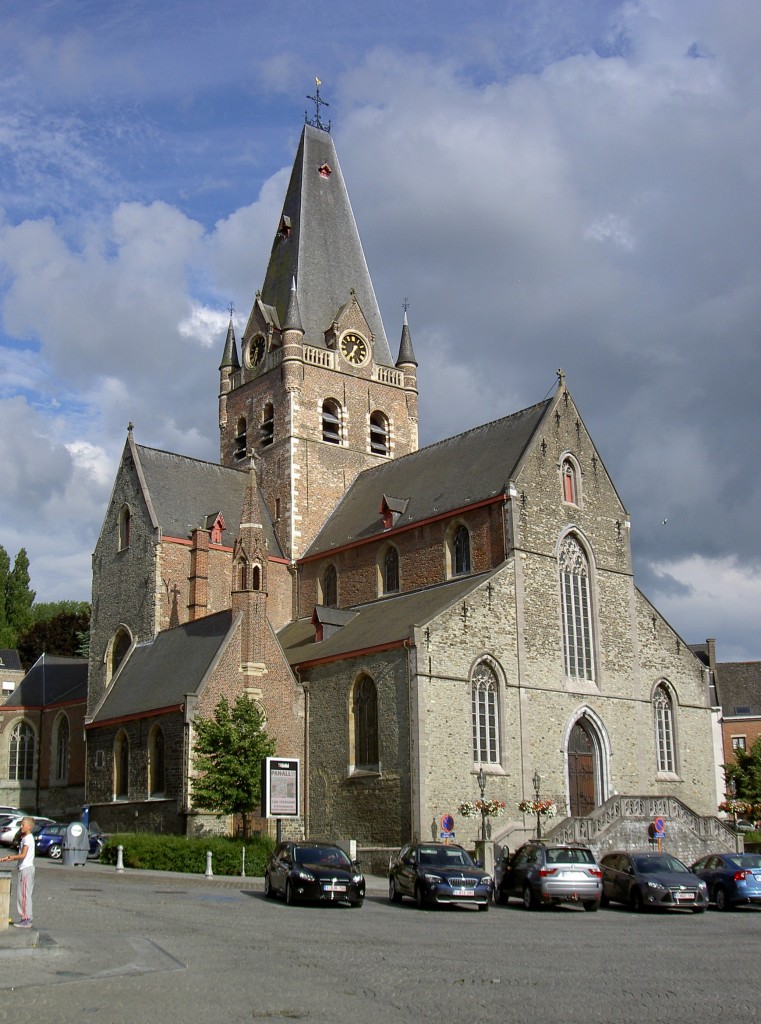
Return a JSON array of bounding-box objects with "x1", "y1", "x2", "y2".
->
[
  {"x1": 715, "y1": 662, "x2": 761, "y2": 717},
  {"x1": 3, "y1": 656, "x2": 87, "y2": 708},
  {"x1": 134, "y1": 445, "x2": 284, "y2": 558},
  {"x1": 279, "y1": 570, "x2": 498, "y2": 666},
  {"x1": 305, "y1": 400, "x2": 551, "y2": 557},
  {"x1": 0, "y1": 649, "x2": 22, "y2": 672},
  {"x1": 90, "y1": 611, "x2": 235, "y2": 724},
  {"x1": 260, "y1": 124, "x2": 394, "y2": 365}
]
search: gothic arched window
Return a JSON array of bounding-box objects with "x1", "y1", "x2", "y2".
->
[
  {"x1": 114, "y1": 730, "x2": 129, "y2": 799},
  {"x1": 322, "y1": 564, "x2": 338, "y2": 608},
  {"x1": 382, "y1": 546, "x2": 400, "y2": 594},
  {"x1": 559, "y1": 535, "x2": 595, "y2": 681},
  {"x1": 471, "y1": 662, "x2": 500, "y2": 764},
  {"x1": 562, "y1": 458, "x2": 578, "y2": 505},
  {"x1": 118, "y1": 504, "x2": 131, "y2": 550},
  {"x1": 653, "y1": 684, "x2": 676, "y2": 774},
  {"x1": 148, "y1": 725, "x2": 165, "y2": 797},
  {"x1": 53, "y1": 714, "x2": 69, "y2": 783},
  {"x1": 370, "y1": 411, "x2": 389, "y2": 456},
  {"x1": 9, "y1": 721, "x2": 35, "y2": 781},
  {"x1": 453, "y1": 525, "x2": 471, "y2": 576},
  {"x1": 322, "y1": 399, "x2": 342, "y2": 445},
  {"x1": 108, "y1": 628, "x2": 131, "y2": 684},
  {"x1": 353, "y1": 675, "x2": 379, "y2": 769}
]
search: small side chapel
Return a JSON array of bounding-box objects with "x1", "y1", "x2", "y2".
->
[{"x1": 85, "y1": 98, "x2": 723, "y2": 856}]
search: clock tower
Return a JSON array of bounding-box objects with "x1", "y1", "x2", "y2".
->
[{"x1": 220, "y1": 111, "x2": 419, "y2": 562}]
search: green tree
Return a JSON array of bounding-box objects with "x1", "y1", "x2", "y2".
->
[
  {"x1": 17, "y1": 609, "x2": 91, "y2": 670},
  {"x1": 191, "y1": 695, "x2": 276, "y2": 838},
  {"x1": 724, "y1": 737, "x2": 761, "y2": 817},
  {"x1": 29, "y1": 600, "x2": 90, "y2": 623},
  {"x1": 0, "y1": 544, "x2": 11, "y2": 647},
  {"x1": 5, "y1": 548, "x2": 35, "y2": 635}
]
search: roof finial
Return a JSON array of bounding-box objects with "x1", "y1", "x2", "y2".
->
[
  {"x1": 127, "y1": 422, "x2": 134, "y2": 435},
  {"x1": 228, "y1": 301, "x2": 235, "y2": 319},
  {"x1": 556, "y1": 367, "x2": 566, "y2": 388},
  {"x1": 306, "y1": 77, "x2": 331, "y2": 133}
]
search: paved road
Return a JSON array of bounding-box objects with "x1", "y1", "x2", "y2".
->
[{"x1": 1, "y1": 859, "x2": 760, "y2": 1023}]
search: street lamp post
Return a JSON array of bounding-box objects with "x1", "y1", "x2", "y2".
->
[
  {"x1": 477, "y1": 767, "x2": 487, "y2": 842},
  {"x1": 727, "y1": 777, "x2": 740, "y2": 853},
  {"x1": 532, "y1": 770, "x2": 542, "y2": 839}
]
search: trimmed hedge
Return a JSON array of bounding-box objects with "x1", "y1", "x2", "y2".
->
[{"x1": 99, "y1": 832, "x2": 275, "y2": 876}]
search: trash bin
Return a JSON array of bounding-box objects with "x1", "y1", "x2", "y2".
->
[{"x1": 62, "y1": 822, "x2": 89, "y2": 866}]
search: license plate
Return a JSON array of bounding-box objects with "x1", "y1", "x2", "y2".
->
[
  {"x1": 323, "y1": 884, "x2": 347, "y2": 892},
  {"x1": 674, "y1": 892, "x2": 695, "y2": 901},
  {"x1": 452, "y1": 889, "x2": 474, "y2": 897},
  {"x1": 558, "y1": 871, "x2": 585, "y2": 880}
]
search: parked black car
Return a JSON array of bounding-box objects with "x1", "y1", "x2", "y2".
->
[
  {"x1": 495, "y1": 841, "x2": 603, "y2": 911},
  {"x1": 599, "y1": 851, "x2": 708, "y2": 913},
  {"x1": 388, "y1": 842, "x2": 493, "y2": 910},
  {"x1": 264, "y1": 842, "x2": 365, "y2": 907},
  {"x1": 690, "y1": 852, "x2": 761, "y2": 911}
]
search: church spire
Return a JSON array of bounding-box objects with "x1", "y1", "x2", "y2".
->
[
  {"x1": 396, "y1": 308, "x2": 417, "y2": 368},
  {"x1": 219, "y1": 314, "x2": 240, "y2": 371},
  {"x1": 283, "y1": 276, "x2": 304, "y2": 333},
  {"x1": 258, "y1": 122, "x2": 393, "y2": 365}
]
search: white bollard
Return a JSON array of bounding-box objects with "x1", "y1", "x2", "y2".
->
[
  {"x1": 205, "y1": 850, "x2": 213, "y2": 878},
  {"x1": 241, "y1": 847, "x2": 246, "y2": 877},
  {"x1": 116, "y1": 845, "x2": 124, "y2": 873}
]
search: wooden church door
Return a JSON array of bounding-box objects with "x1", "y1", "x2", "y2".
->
[{"x1": 568, "y1": 721, "x2": 596, "y2": 817}]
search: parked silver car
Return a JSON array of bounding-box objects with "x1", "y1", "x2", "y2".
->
[{"x1": 495, "y1": 841, "x2": 603, "y2": 911}]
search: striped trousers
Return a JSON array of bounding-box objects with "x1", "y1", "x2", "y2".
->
[{"x1": 17, "y1": 865, "x2": 34, "y2": 922}]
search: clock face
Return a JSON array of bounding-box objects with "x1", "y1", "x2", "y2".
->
[
  {"x1": 249, "y1": 336, "x2": 266, "y2": 368},
  {"x1": 340, "y1": 332, "x2": 369, "y2": 366}
]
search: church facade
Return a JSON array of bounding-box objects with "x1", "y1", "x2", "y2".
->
[{"x1": 85, "y1": 110, "x2": 723, "y2": 854}]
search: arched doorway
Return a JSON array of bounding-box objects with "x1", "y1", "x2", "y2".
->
[{"x1": 568, "y1": 720, "x2": 597, "y2": 817}]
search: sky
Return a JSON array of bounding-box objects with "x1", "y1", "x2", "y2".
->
[{"x1": 0, "y1": 0, "x2": 759, "y2": 661}]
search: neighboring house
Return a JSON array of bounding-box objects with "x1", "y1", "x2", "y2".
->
[
  {"x1": 692, "y1": 638, "x2": 761, "y2": 767},
  {"x1": 0, "y1": 654, "x2": 88, "y2": 817},
  {"x1": 85, "y1": 109, "x2": 724, "y2": 856},
  {"x1": 0, "y1": 649, "x2": 24, "y2": 701}
]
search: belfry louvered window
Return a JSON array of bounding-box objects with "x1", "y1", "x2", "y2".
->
[
  {"x1": 322, "y1": 400, "x2": 341, "y2": 444},
  {"x1": 559, "y1": 535, "x2": 595, "y2": 681},
  {"x1": 370, "y1": 411, "x2": 389, "y2": 455},
  {"x1": 234, "y1": 417, "x2": 247, "y2": 460},
  {"x1": 260, "y1": 403, "x2": 274, "y2": 447},
  {"x1": 471, "y1": 662, "x2": 499, "y2": 764}
]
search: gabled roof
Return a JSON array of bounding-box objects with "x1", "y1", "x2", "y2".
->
[
  {"x1": 304, "y1": 399, "x2": 551, "y2": 557},
  {"x1": 89, "y1": 611, "x2": 236, "y2": 724},
  {"x1": 715, "y1": 662, "x2": 761, "y2": 718},
  {"x1": 3, "y1": 655, "x2": 87, "y2": 708},
  {"x1": 133, "y1": 444, "x2": 284, "y2": 558},
  {"x1": 260, "y1": 124, "x2": 393, "y2": 365},
  {"x1": 279, "y1": 570, "x2": 498, "y2": 666}
]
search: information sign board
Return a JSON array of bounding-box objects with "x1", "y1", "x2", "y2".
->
[{"x1": 263, "y1": 757, "x2": 300, "y2": 818}]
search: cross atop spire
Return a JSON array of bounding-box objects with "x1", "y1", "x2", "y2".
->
[{"x1": 306, "y1": 78, "x2": 331, "y2": 133}]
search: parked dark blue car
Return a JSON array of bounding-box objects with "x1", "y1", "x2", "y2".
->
[{"x1": 690, "y1": 852, "x2": 761, "y2": 911}]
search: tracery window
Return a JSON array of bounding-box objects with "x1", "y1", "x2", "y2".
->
[
  {"x1": 559, "y1": 535, "x2": 595, "y2": 681},
  {"x1": 453, "y1": 525, "x2": 471, "y2": 576},
  {"x1": 353, "y1": 675, "x2": 379, "y2": 769},
  {"x1": 382, "y1": 546, "x2": 400, "y2": 594},
  {"x1": 9, "y1": 722, "x2": 35, "y2": 781},
  {"x1": 653, "y1": 685, "x2": 676, "y2": 774},
  {"x1": 471, "y1": 662, "x2": 500, "y2": 764}
]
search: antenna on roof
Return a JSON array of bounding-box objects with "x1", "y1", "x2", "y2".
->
[{"x1": 306, "y1": 78, "x2": 331, "y2": 133}]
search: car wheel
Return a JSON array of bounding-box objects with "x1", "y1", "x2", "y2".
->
[
  {"x1": 415, "y1": 884, "x2": 428, "y2": 910},
  {"x1": 692, "y1": 907, "x2": 706, "y2": 914},
  {"x1": 522, "y1": 884, "x2": 537, "y2": 911},
  {"x1": 630, "y1": 888, "x2": 646, "y2": 913},
  {"x1": 714, "y1": 886, "x2": 731, "y2": 912},
  {"x1": 285, "y1": 879, "x2": 296, "y2": 906},
  {"x1": 494, "y1": 884, "x2": 508, "y2": 905},
  {"x1": 264, "y1": 872, "x2": 274, "y2": 899},
  {"x1": 600, "y1": 892, "x2": 610, "y2": 908},
  {"x1": 49, "y1": 844, "x2": 62, "y2": 860},
  {"x1": 477, "y1": 900, "x2": 490, "y2": 912},
  {"x1": 583, "y1": 900, "x2": 600, "y2": 912},
  {"x1": 349, "y1": 899, "x2": 364, "y2": 909},
  {"x1": 389, "y1": 876, "x2": 402, "y2": 903}
]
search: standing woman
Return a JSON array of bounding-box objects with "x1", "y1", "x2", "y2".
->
[{"x1": 0, "y1": 815, "x2": 35, "y2": 927}]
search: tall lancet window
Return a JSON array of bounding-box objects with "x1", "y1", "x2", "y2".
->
[
  {"x1": 653, "y1": 684, "x2": 676, "y2": 774},
  {"x1": 559, "y1": 535, "x2": 595, "y2": 681},
  {"x1": 471, "y1": 661, "x2": 500, "y2": 764}
]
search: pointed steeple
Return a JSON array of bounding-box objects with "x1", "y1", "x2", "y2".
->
[
  {"x1": 219, "y1": 316, "x2": 240, "y2": 371},
  {"x1": 396, "y1": 309, "x2": 417, "y2": 367},
  {"x1": 283, "y1": 277, "x2": 304, "y2": 333},
  {"x1": 259, "y1": 124, "x2": 393, "y2": 365}
]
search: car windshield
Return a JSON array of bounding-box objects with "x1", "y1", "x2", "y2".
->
[
  {"x1": 546, "y1": 847, "x2": 596, "y2": 865},
  {"x1": 417, "y1": 846, "x2": 474, "y2": 868},
  {"x1": 294, "y1": 846, "x2": 351, "y2": 867},
  {"x1": 633, "y1": 855, "x2": 688, "y2": 874}
]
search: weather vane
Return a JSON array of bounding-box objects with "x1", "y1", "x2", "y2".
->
[{"x1": 306, "y1": 77, "x2": 331, "y2": 133}]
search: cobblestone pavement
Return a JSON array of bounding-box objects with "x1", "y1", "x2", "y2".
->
[{"x1": 1, "y1": 860, "x2": 760, "y2": 1024}]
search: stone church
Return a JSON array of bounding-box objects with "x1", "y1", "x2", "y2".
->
[{"x1": 85, "y1": 106, "x2": 727, "y2": 860}]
